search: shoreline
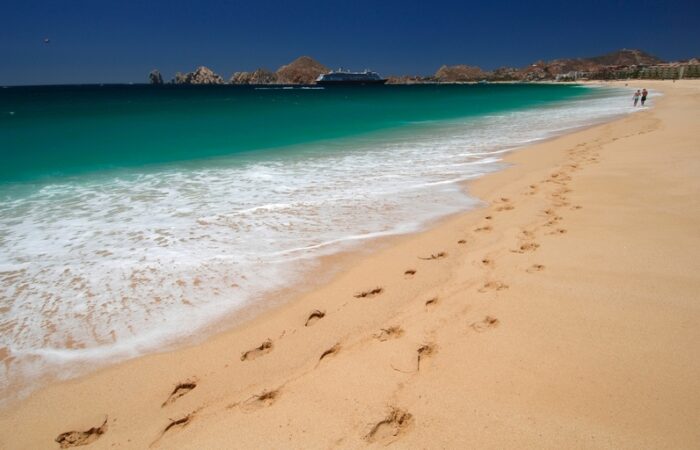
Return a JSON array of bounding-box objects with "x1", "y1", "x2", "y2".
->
[
  {"x1": 0, "y1": 82, "x2": 627, "y2": 403},
  {"x1": 1, "y1": 80, "x2": 698, "y2": 448}
]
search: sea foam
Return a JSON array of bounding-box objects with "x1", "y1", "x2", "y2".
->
[{"x1": 0, "y1": 86, "x2": 635, "y2": 401}]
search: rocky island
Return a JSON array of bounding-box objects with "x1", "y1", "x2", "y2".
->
[
  {"x1": 164, "y1": 56, "x2": 328, "y2": 86},
  {"x1": 173, "y1": 66, "x2": 225, "y2": 85}
]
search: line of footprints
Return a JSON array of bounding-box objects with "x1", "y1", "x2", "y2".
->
[{"x1": 56, "y1": 142, "x2": 594, "y2": 448}]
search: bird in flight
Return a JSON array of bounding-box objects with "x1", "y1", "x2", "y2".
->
[{"x1": 43, "y1": 38, "x2": 50, "y2": 44}]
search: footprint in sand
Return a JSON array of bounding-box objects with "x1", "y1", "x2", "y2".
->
[
  {"x1": 162, "y1": 380, "x2": 197, "y2": 407},
  {"x1": 418, "y1": 252, "x2": 447, "y2": 260},
  {"x1": 416, "y1": 344, "x2": 435, "y2": 371},
  {"x1": 150, "y1": 410, "x2": 200, "y2": 446},
  {"x1": 474, "y1": 225, "x2": 492, "y2": 233},
  {"x1": 457, "y1": 239, "x2": 467, "y2": 244},
  {"x1": 512, "y1": 242, "x2": 539, "y2": 253},
  {"x1": 354, "y1": 287, "x2": 383, "y2": 298},
  {"x1": 549, "y1": 172, "x2": 571, "y2": 182},
  {"x1": 392, "y1": 343, "x2": 436, "y2": 373},
  {"x1": 365, "y1": 408, "x2": 413, "y2": 445},
  {"x1": 241, "y1": 339, "x2": 273, "y2": 361},
  {"x1": 424, "y1": 297, "x2": 438, "y2": 308},
  {"x1": 305, "y1": 310, "x2": 326, "y2": 327},
  {"x1": 470, "y1": 316, "x2": 500, "y2": 332},
  {"x1": 544, "y1": 216, "x2": 563, "y2": 227},
  {"x1": 55, "y1": 418, "x2": 108, "y2": 449},
  {"x1": 374, "y1": 326, "x2": 404, "y2": 341},
  {"x1": 478, "y1": 281, "x2": 508, "y2": 293},
  {"x1": 493, "y1": 197, "x2": 513, "y2": 211},
  {"x1": 526, "y1": 264, "x2": 545, "y2": 273},
  {"x1": 481, "y1": 258, "x2": 494, "y2": 268},
  {"x1": 547, "y1": 228, "x2": 567, "y2": 236},
  {"x1": 404, "y1": 269, "x2": 416, "y2": 278},
  {"x1": 520, "y1": 229, "x2": 535, "y2": 239},
  {"x1": 524, "y1": 184, "x2": 539, "y2": 196},
  {"x1": 319, "y1": 343, "x2": 341, "y2": 362},
  {"x1": 162, "y1": 413, "x2": 193, "y2": 435},
  {"x1": 239, "y1": 388, "x2": 280, "y2": 413}
]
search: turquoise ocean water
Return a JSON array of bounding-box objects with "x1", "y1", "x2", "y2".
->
[
  {"x1": 2, "y1": 84, "x2": 589, "y2": 183},
  {"x1": 0, "y1": 83, "x2": 632, "y2": 401}
]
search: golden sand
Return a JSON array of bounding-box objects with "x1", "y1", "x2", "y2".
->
[{"x1": 1, "y1": 80, "x2": 699, "y2": 449}]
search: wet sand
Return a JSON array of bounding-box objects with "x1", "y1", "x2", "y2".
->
[{"x1": 1, "y1": 80, "x2": 699, "y2": 449}]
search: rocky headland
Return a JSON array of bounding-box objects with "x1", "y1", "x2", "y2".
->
[{"x1": 150, "y1": 49, "x2": 699, "y2": 85}]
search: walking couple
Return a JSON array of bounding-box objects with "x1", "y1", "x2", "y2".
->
[{"x1": 633, "y1": 88, "x2": 648, "y2": 107}]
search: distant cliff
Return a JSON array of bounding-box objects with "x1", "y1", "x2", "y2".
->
[{"x1": 275, "y1": 56, "x2": 328, "y2": 84}]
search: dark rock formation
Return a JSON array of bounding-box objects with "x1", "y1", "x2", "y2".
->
[
  {"x1": 172, "y1": 66, "x2": 224, "y2": 85},
  {"x1": 173, "y1": 72, "x2": 188, "y2": 84},
  {"x1": 230, "y1": 68, "x2": 278, "y2": 85},
  {"x1": 148, "y1": 69, "x2": 164, "y2": 85},
  {"x1": 386, "y1": 75, "x2": 433, "y2": 84},
  {"x1": 490, "y1": 67, "x2": 520, "y2": 81},
  {"x1": 229, "y1": 72, "x2": 250, "y2": 84},
  {"x1": 434, "y1": 65, "x2": 488, "y2": 82},
  {"x1": 276, "y1": 56, "x2": 328, "y2": 84},
  {"x1": 517, "y1": 61, "x2": 550, "y2": 81}
]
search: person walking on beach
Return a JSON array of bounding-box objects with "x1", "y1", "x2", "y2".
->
[
  {"x1": 641, "y1": 88, "x2": 648, "y2": 106},
  {"x1": 633, "y1": 90, "x2": 641, "y2": 107}
]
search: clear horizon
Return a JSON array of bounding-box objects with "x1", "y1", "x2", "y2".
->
[{"x1": 1, "y1": 0, "x2": 699, "y2": 86}]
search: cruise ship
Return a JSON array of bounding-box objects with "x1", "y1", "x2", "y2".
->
[{"x1": 315, "y1": 69, "x2": 387, "y2": 86}]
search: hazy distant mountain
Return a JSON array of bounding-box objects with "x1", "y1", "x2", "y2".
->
[
  {"x1": 432, "y1": 48, "x2": 667, "y2": 82},
  {"x1": 518, "y1": 49, "x2": 665, "y2": 80},
  {"x1": 434, "y1": 64, "x2": 488, "y2": 82},
  {"x1": 585, "y1": 49, "x2": 663, "y2": 66}
]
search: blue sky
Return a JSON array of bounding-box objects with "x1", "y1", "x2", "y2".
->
[{"x1": 1, "y1": 0, "x2": 699, "y2": 85}]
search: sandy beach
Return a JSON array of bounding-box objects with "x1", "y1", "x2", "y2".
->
[{"x1": 1, "y1": 80, "x2": 699, "y2": 449}]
